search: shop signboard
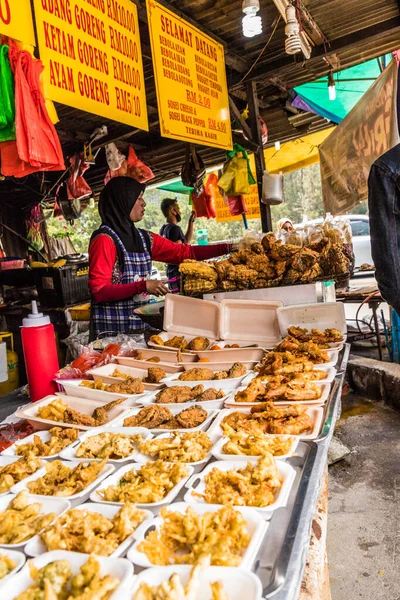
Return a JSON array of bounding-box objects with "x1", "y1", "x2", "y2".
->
[
  {"x1": 32, "y1": 0, "x2": 148, "y2": 130},
  {"x1": 320, "y1": 60, "x2": 400, "y2": 215},
  {"x1": 0, "y1": 0, "x2": 35, "y2": 46},
  {"x1": 146, "y1": 0, "x2": 232, "y2": 150},
  {"x1": 215, "y1": 184, "x2": 261, "y2": 223}
]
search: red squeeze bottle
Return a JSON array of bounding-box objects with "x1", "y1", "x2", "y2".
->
[{"x1": 21, "y1": 301, "x2": 59, "y2": 402}]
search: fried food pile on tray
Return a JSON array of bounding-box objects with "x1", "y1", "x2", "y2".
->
[
  {"x1": 0, "y1": 491, "x2": 57, "y2": 544},
  {"x1": 139, "y1": 431, "x2": 212, "y2": 463},
  {"x1": 255, "y1": 351, "x2": 330, "y2": 378},
  {"x1": 111, "y1": 367, "x2": 167, "y2": 385},
  {"x1": 149, "y1": 335, "x2": 211, "y2": 351},
  {"x1": 0, "y1": 457, "x2": 42, "y2": 494},
  {"x1": 234, "y1": 376, "x2": 322, "y2": 403},
  {"x1": 40, "y1": 503, "x2": 146, "y2": 555},
  {"x1": 155, "y1": 385, "x2": 225, "y2": 404},
  {"x1": 287, "y1": 326, "x2": 343, "y2": 344},
  {"x1": 75, "y1": 432, "x2": 144, "y2": 460},
  {"x1": 26, "y1": 459, "x2": 107, "y2": 497},
  {"x1": 15, "y1": 427, "x2": 79, "y2": 459},
  {"x1": 193, "y1": 456, "x2": 282, "y2": 508},
  {"x1": 178, "y1": 261, "x2": 219, "y2": 295},
  {"x1": 124, "y1": 404, "x2": 208, "y2": 429},
  {"x1": 221, "y1": 403, "x2": 314, "y2": 436},
  {"x1": 14, "y1": 555, "x2": 119, "y2": 600},
  {"x1": 98, "y1": 460, "x2": 188, "y2": 503},
  {"x1": 222, "y1": 431, "x2": 294, "y2": 457},
  {"x1": 133, "y1": 555, "x2": 228, "y2": 600},
  {"x1": 0, "y1": 554, "x2": 15, "y2": 579},
  {"x1": 37, "y1": 398, "x2": 127, "y2": 427},
  {"x1": 272, "y1": 340, "x2": 331, "y2": 364},
  {"x1": 178, "y1": 362, "x2": 247, "y2": 382},
  {"x1": 138, "y1": 505, "x2": 251, "y2": 566},
  {"x1": 81, "y1": 377, "x2": 145, "y2": 395}
]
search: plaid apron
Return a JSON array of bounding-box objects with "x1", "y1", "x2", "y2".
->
[{"x1": 91, "y1": 226, "x2": 152, "y2": 337}]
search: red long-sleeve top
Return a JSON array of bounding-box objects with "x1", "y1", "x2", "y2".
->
[{"x1": 89, "y1": 233, "x2": 231, "y2": 303}]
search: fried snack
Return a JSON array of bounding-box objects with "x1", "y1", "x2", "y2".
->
[
  {"x1": 15, "y1": 427, "x2": 79, "y2": 458},
  {"x1": 179, "y1": 261, "x2": 218, "y2": 282},
  {"x1": 98, "y1": 460, "x2": 188, "y2": 503},
  {"x1": 164, "y1": 336, "x2": 188, "y2": 350},
  {"x1": 136, "y1": 352, "x2": 161, "y2": 363},
  {"x1": 75, "y1": 432, "x2": 143, "y2": 460},
  {"x1": 140, "y1": 431, "x2": 212, "y2": 463},
  {"x1": 178, "y1": 363, "x2": 246, "y2": 382},
  {"x1": 81, "y1": 377, "x2": 145, "y2": 395},
  {"x1": 187, "y1": 336, "x2": 210, "y2": 351},
  {"x1": 228, "y1": 362, "x2": 247, "y2": 378},
  {"x1": 193, "y1": 456, "x2": 282, "y2": 508},
  {"x1": 149, "y1": 335, "x2": 165, "y2": 346},
  {"x1": 15, "y1": 555, "x2": 119, "y2": 600},
  {"x1": 124, "y1": 405, "x2": 173, "y2": 428},
  {"x1": 0, "y1": 554, "x2": 15, "y2": 579},
  {"x1": 27, "y1": 459, "x2": 107, "y2": 497},
  {"x1": 234, "y1": 377, "x2": 322, "y2": 403},
  {"x1": 40, "y1": 503, "x2": 146, "y2": 555},
  {"x1": 196, "y1": 388, "x2": 225, "y2": 401},
  {"x1": 184, "y1": 277, "x2": 217, "y2": 294},
  {"x1": 143, "y1": 367, "x2": 167, "y2": 384},
  {"x1": 138, "y1": 505, "x2": 251, "y2": 566},
  {"x1": 39, "y1": 398, "x2": 127, "y2": 428},
  {"x1": 256, "y1": 351, "x2": 315, "y2": 376},
  {"x1": 0, "y1": 457, "x2": 42, "y2": 494},
  {"x1": 221, "y1": 403, "x2": 314, "y2": 437},
  {"x1": 235, "y1": 378, "x2": 266, "y2": 403},
  {"x1": 0, "y1": 491, "x2": 57, "y2": 544},
  {"x1": 175, "y1": 405, "x2": 207, "y2": 428},
  {"x1": 222, "y1": 431, "x2": 294, "y2": 457},
  {"x1": 155, "y1": 385, "x2": 204, "y2": 404}
]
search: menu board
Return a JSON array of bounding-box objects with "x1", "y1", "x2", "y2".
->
[
  {"x1": 0, "y1": 0, "x2": 35, "y2": 46},
  {"x1": 215, "y1": 184, "x2": 261, "y2": 223},
  {"x1": 146, "y1": 0, "x2": 232, "y2": 150},
  {"x1": 32, "y1": 0, "x2": 148, "y2": 129}
]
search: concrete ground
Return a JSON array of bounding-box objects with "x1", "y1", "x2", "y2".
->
[{"x1": 328, "y1": 392, "x2": 400, "y2": 600}]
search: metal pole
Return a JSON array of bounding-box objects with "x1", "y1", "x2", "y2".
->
[{"x1": 246, "y1": 81, "x2": 272, "y2": 232}]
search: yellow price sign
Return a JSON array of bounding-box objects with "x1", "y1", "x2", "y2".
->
[
  {"x1": 32, "y1": 0, "x2": 148, "y2": 130},
  {"x1": 146, "y1": 0, "x2": 232, "y2": 150},
  {"x1": 0, "y1": 0, "x2": 35, "y2": 46},
  {"x1": 215, "y1": 184, "x2": 261, "y2": 223}
]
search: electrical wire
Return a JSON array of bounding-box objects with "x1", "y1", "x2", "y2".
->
[
  {"x1": 355, "y1": 291, "x2": 381, "y2": 335},
  {"x1": 239, "y1": 15, "x2": 282, "y2": 84}
]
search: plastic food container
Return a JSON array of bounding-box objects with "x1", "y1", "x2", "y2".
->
[
  {"x1": 15, "y1": 395, "x2": 129, "y2": 432},
  {"x1": 241, "y1": 367, "x2": 337, "y2": 386},
  {"x1": 24, "y1": 503, "x2": 154, "y2": 558},
  {"x1": 211, "y1": 435, "x2": 299, "y2": 461},
  {"x1": 0, "y1": 549, "x2": 26, "y2": 586},
  {"x1": 277, "y1": 302, "x2": 347, "y2": 341},
  {"x1": 57, "y1": 379, "x2": 149, "y2": 407},
  {"x1": 224, "y1": 382, "x2": 331, "y2": 408},
  {"x1": 0, "y1": 456, "x2": 45, "y2": 496},
  {"x1": 219, "y1": 299, "x2": 283, "y2": 349},
  {"x1": 133, "y1": 432, "x2": 213, "y2": 473},
  {"x1": 130, "y1": 565, "x2": 263, "y2": 600},
  {"x1": 111, "y1": 407, "x2": 218, "y2": 434},
  {"x1": 0, "y1": 494, "x2": 70, "y2": 549},
  {"x1": 130, "y1": 347, "x2": 197, "y2": 363},
  {"x1": 59, "y1": 427, "x2": 152, "y2": 463},
  {"x1": 90, "y1": 462, "x2": 195, "y2": 515},
  {"x1": 0, "y1": 550, "x2": 134, "y2": 600},
  {"x1": 183, "y1": 459, "x2": 296, "y2": 518},
  {"x1": 147, "y1": 331, "x2": 217, "y2": 352},
  {"x1": 1, "y1": 430, "x2": 78, "y2": 459},
  {"x1": 87, "y1": 364, "x2": 165, "y2": 391},
  {"x1": 195, "y1": 346, "x2": 265, "y2": 363},
  {"x1": 182, "y1": 360, "x2": 258, "y2": 372},
  {"x1": 206, "y1": 407, "x2": 325, "y2": 442},
  {"x1": 127, "y1": 501, "x2": 268, "y2": 569},
  {"x1": 11, "y1": 460, "x2": 115, "y2": 507},
  {"x1": 115, "y1": 356, "x2": 184, "y2": 373},
  {"x1": 138, "y1": 389, "x2": 232, "y2": 411},
  {"x1": 162, "y1": 372, "x2": 247, "y2": 391}
]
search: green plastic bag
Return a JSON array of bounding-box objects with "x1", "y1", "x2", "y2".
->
[
  {"x1": 217, "y1": 144, "x2": 256, "y2": 195},
  {"x1": 0, "y1": 45, "x2": 15, "y2": 142}
]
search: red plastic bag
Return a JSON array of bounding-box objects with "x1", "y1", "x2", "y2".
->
[
  {"x1": 66, "y1": 154, "x2": 92, "y2": 200},
  {"x1": 226, "y1": 195, "x2": 247, "y2": 217},
  {"x1": 191, "y1": 189, "x2": 216, "y2": 219},
  {"x1": 105, "y1": 145, "x2": 154, "y2": 184}
]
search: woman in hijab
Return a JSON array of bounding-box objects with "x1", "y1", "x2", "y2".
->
[{"x1": 89, "y1": 177, "x2": 235, "y2": 338}]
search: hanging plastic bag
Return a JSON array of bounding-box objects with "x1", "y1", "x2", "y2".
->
[
  {"x1": 105, "y1": 142, "x2": 126, "y2": 171},
  {"x1": 226, "y1": 195, "x2": 247, "y2": 217},
  {"x1": 126, "y1": 145, "x2": 154, "y2": 182},
  {"x1": 204, "y1": 173, "x2": 224, "y2": 205},
  {"x1": 0, "y1": 45, "x2": 15, "y2": 142},
  {"x1": 218, "y1": 144, "x2": 255, "y2": 196},
  {"x1": 191, "y1": 188, "x2": 216, "y2": 219},
  {"x1": 181, "y1": 144, "x2": 205, "y2": 194},
  {"x1": 66, "y1": 154, "x2": 92, "y2": 200}
]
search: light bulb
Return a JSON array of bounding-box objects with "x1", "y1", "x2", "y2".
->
[
  {"x1": 328, "y1": 72, "x2": 336, "y2": 101},
  {"x1": 242, "y1": 12, "x2": 262, "y2": 37},
  {"x1": 275, "y1": 141, "x2": 281, "y2": 150}
]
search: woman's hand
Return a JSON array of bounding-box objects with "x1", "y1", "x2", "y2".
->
[{"x1": 146, "y1": 280, "x2": 169, "y2": 296}]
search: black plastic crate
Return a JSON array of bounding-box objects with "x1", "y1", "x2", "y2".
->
[{"x1": 34, "y1": 264, "x2": 90, "y2": 308}]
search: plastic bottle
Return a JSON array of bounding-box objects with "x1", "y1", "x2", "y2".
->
[{"x1": 21, "y1": 301, "x2": 59, "y2": 402}]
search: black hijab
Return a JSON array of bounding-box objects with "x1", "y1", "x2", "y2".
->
[{"x1": 92, "y1": 177, "x2": 147, "y2": 252}]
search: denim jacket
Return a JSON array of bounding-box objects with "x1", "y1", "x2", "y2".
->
[{"x1": 368, "y1": 144, "x2": 400, "y2": 313}]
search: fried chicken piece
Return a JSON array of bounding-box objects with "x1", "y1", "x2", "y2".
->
[
  {"x1": 107, "y1": 376, "x2": 145, "y2": 395},
  {"x1": 250, "y1": 402, "x2": 307, "y2": 418},
  {"x1": 299, "y1": 263, "x2": 322, "y2": 282},
  {"x1": 268, "y1": 414, "x2": 314, "y2": 435},
  {"x1": 187, "y1": 337, "x2": 210, "y2": 351},
  {"x1": 213, "y1": 259, "x2": 232, "y2": 280},
  {"x1": 319, "y1": 243, "x2": 349, "y2": 276},
  {"x1": 282, "y1": 268, "x2": 300, "y2": 285},
  {"x1": 63, "y1": 408, "x2": 99, "y2": 427},
  {"x1": 290, "y1": 248, "x2": 319, "y2": 273},
  {"x1": 229, "y1": 251, "x2": 249, "y2": 265},
  {"x1": 178, "y1": 368, "x2": 215, "y2": 381},
  {"x1": 245, "y1": 254, "x2": 271, "y2": 273},
  {"x1": 261, "y1": 233, "x2": 277, "y2": 254},
  {"x1": 250, "y1": 243, "x2": 264, "y2": 255},
  {"x1": 123, "y1": 405, "x2": 173, "y2": 428},
  {"x1": 275, "y1": 260, "x2": 287, "y2": 276},
  {"x1": 149, "y1": 335, "x2": 164, "y2": 346},
  {"x1": 155, "y1": 385, "x2": 204, "y2": 404},
  {"x1": 220, "y1": 280, "x2": 237, "y2": 291},
  {"x1": 235, "y1": 378, "x2": 266, "y2": 403},
  {"x1": 231, "y1": 264, "x2": 258, "y2": 288},
  {"x1": 144, "y1": 367, "x2": 167, "y2": 383},
  {"x1": 284, "y1": 382, "x2": 321, "y2": 401},
  {"x1": 96, "y1": 397, "x2": 127, "y2": 413},
  {"x1": 176, "y1": 405, "x2": 207, "y2": 428},
  {"x1": 270, "y1": 241, "x2": 301, "y2": 261},
  {"x1": 196, "y1": 388, "x2": 225, "y2": 401},
  {"x1": 287, "y1": 326, "x2": 308, "y2": 340},
  {"x1": 158, "y1": 418, "x2": 181, "y2": 429},
  {"x1": 228, "y1": 362, "x2": 247, "y2": 378},
  {"x1": 165, "y1": 336, "x2": 187, "y2": 350},
  {"x1": 213, "y1": 371, "x2": 228, "y2": 380}
]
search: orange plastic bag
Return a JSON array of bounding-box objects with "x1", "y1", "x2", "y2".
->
[
  {"x1": 191, "y1": 188, "x2": 216, "y2": 219},
  {"x1": 66, "y1": 154, "x2": 92, "y2": 200},
  {"x1": 105, "y1": 145, "x2": 154, "y2": 184}
]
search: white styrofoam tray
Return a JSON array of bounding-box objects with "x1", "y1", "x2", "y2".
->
[
  {"x1": 115, "y1": 357, "x2": 184, "y2": 373},
  {"x1": 24, "y1": 502, "x2": 153, "y2": 558},
  {"x1": 182, "y1": 360, "x2": 258, "y2": 371},
  {"x1": 138, "y1": 388, "x2": 232, "y2": 411},
  {"x1": 112, "y1": 407, "x2": 218, "y2": 434},
  {"x1": 162, "y1": 294, "x2": 220, "y2": 340},
  {"x1": 59, "y1": 427, "x2": 152, "y2": 463},
  {"x1": 127, "y1": 501, "x2": 268, "y2": 569},
  {"x1": 132, "y1": 347, "x2": 197, "y2": 363},
  {"x1": 184, "y1": 459, "x2": 296, "y2": 518},
  {"x1": 277, "y1": 302, "x2": 346, "y2": 338},
  {"x1": 15, "y1": 395, "x2": 129, "y2": 432},
  {"x1": 1, "y1": 429, "x2": 78, "y2": 459},
  {"x1": 0, "y1": 494, "x2": 70, "y2": 549},
  {"x1": 0, "y1": 549, "x2": 25, "y2": 586},
  {"x1": 11, "y1": 460, "x2": 115, "y2": 506},
  {"x1": 90, "y1": 462, "x2": 194, "y2": 513},
  {"x1": 87, "y1": 364, "x2": 165, "y2": 391},
  {"x1": 130, "y1": 565, "x2": 262, "y2": 600},
  {"x1": 147, "y1": 331, "x2": 217, "y2": 352},
  {"x1": 133, "y1": 432, "x2": 213, "y2": 472},
  {"x1": 195, "y1": 346, "x2": 265, "y2": 363},
  {"x1": 0, "y1": 550, "x2": 134, "y2": 600},
  {"x1": 224, "y1": 382, "x2": 331, "y2": 407},
  {"x1": 211, "y1": 434, "x2": 299, "y2": 461},
  {"x1": 57, "y1": 379, "x2": 150, "y2": 406},
  {"x1": 219, "y1": 299, "x2": 283, "y2": 347},
  {"x1": 207, "y1": 406, "x2": 324, "y2": 442},
  {"x1": 162, "y1": 371, "x2": 247, "y2": 391},
  {"x1": 0, "y1": 456, "x2": 45, "y2": 496},
  {"x1": 241, "y1": 367, "x2": 337, "y2": 386}
]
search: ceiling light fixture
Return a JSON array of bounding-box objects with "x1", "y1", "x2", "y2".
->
[
  {"x1": 285, "y1": 4, "x2": 301, "y2": 55},
  {"x1": 242, "y1": 0, "x2": 263, "y2": 38},
  {"x1": 272, "y1": 0, "x2": 311, "y2": 59},
  {"x1": 328, "y1": 71, "x2": 336, "y2": 101}
]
